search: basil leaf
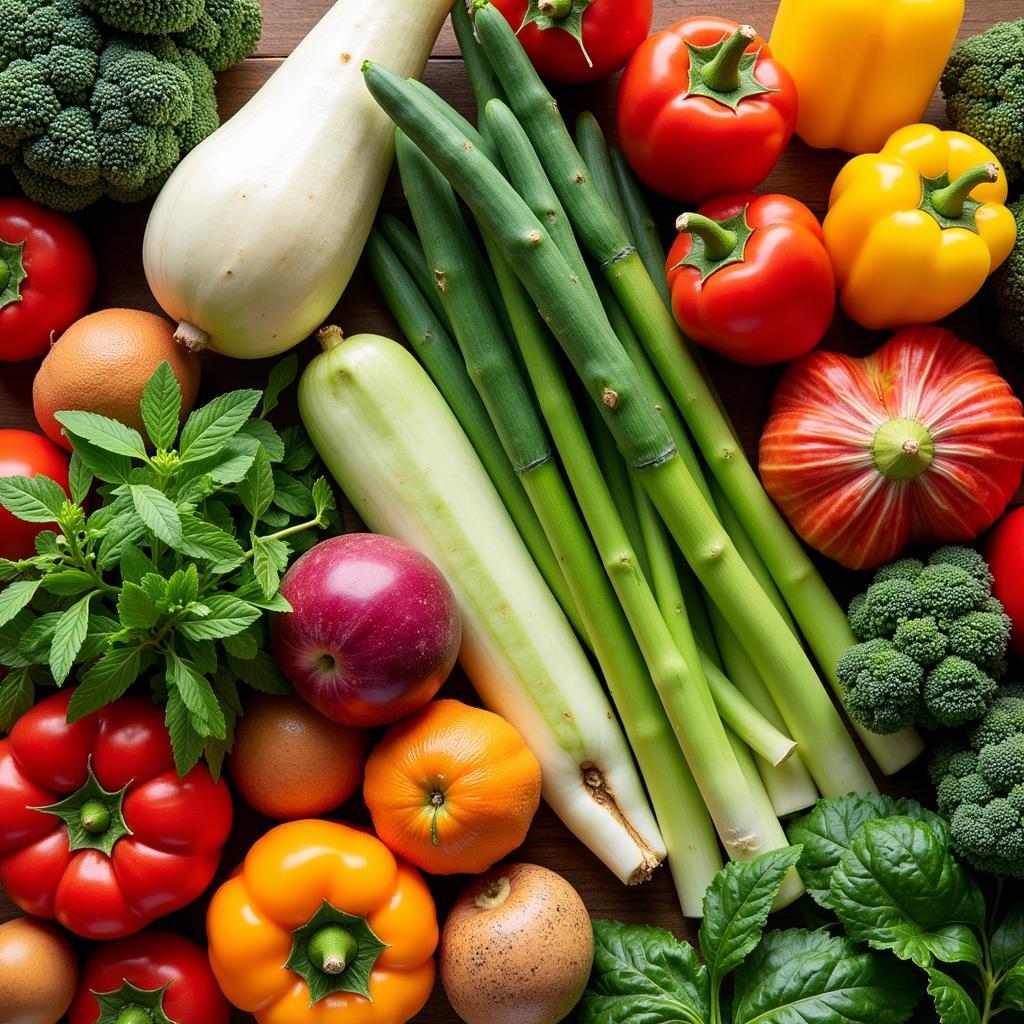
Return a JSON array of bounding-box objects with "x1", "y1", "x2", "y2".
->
[
  {"x1": 55, "y1": 411, "x2": 147, "y2": 460},
  {"x1": 240, "y1": 418, "x2": 285, "y2": 462},
  {"x1": 178, "y1": 389, "x2": 261, "y2": 463},
  {"x1": 165, "y1": 687, "x2": 205, "y2": 776},
  {"x1": 991, "y1": 904, "x2": 1024, "y2": 974},
  {"x1": 926, "y1": 969, "x2": 981, "y2": 1024},
  {"x1": 0, "y1": 475, "x2": 66, "y2": 523},
  {"x1": 68, "y1": 453, "x2": 93, "y2": 505},
  {"x1": 733, "y1": 929, "x2": 920, "y2": 1024},
  {"x1": 0, "y1": 667, "x2": 35, "y2": 730},
  {"x1": 788, "y1": 795, "x2": 950, "y2": 908},
  {"x1": 68, "y1": 645, "x2": 142, "y2": 721},
  {"x1": 49, "y1": 592, "x2": 94, "y2": 685},
  {"x1": 830, "y1": 817, "x2": 985, "y2": 969},
  {"x1": 177, "y1": 594, "x2": 261, "y2": 641},
  {"x1": 580, "y1": 920, "x2": 709, "y2": 1024},
  {"x1": 140, "y1": 360, "x2": 182, "y2": 451},
  {"x1": 261, "y1": 354, "x2": 298, "y2": 418},
  {"x1": 130, "y1": 484, "x2": 182, "y2": 547},
  {"x1": 237, "y1": 445, "x2": 274, "y2": 521},
  {"x1": 117, "y1": 582, "x2": 160, "y2": 631},
  {"x1": 0, "y1": 579, "x2": 41, "y2": 628},
  {"x1": 700, "y1": 846, "x2": 803, "y2": 987}
]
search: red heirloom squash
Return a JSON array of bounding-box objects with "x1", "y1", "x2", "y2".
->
[{"x1": 759, "y1": 327, "x2": 1024, "y2": 570}]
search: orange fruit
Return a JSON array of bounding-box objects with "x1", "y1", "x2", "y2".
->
[
  {"x1": 363, "y1": 699, "x2": 542, "y2": 875},
  {"x1": 228, "y1": 694, "x2": 371, "y2": 820},
  {"x1": 33, "y1": 308, "x2": 201, "y2": 451}
]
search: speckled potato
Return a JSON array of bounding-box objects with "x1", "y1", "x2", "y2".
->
[
  {"x1": 440, "y1": 863, "x2": 594, "y2": 1024},
  {"x1": 0, "y1": 917, "x2": 77, "y2": 1024}
]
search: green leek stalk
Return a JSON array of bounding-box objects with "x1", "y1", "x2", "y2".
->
[
  {"x1": 470, "y1": 1, "x2": 921, "y2": 775},
  {"x1": 376, "y1": 213, "x2": 452, "y2": 329},
  {"x1": 362, "y1": 61, "x2": 875, "y2": 801}
]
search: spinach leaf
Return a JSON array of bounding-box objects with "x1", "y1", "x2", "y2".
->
[{"x1": 926, "y1": 969, "x2": 981, "y2": 1024}]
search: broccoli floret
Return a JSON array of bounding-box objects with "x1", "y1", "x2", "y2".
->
[
  {"x1": 175, "y1": 0, "x2": 262, "y2": 72},
  {"x1": 991, "y1": 199, "x2": 1024, "y2": 353},
  {"x1": 874, "y1": 558, "x2": 924, "y2": 585},
  {"x1": 0, "y1": 0, "x2": 257, "y2": 211},
  {"x1": 81, "y1": 0, "x2": 205, "y2": 35},
  {"x1": 942, "y1": 19, "x2": 1024, "y2": 187},
  {"x1": 946, "y1": 611, "x2": 1012, "y2": 670},
  {"x1": 858, "y1": 578, "x2": 921, "y2": 638},
  {"x1": 930, "y1": 546, "x2": 995, "y2": 590},
  {"x1": 921, "y1": 656, "x2": 999, "y2": 729},
  {"x1": 838, "y1": 639, "x2": 924, "y2": 734},
  {"x1": 892, "y1": 616, "x2": 947, "y2": 665},
  {"x1": 915, "y1": 563, "x2": 987, "y2": 625},
  {"x1": 930, "y1": 692, "x2": 1024, "y2": 877}
]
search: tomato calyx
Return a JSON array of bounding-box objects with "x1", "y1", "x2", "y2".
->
[
  {"x1": 684, "y1": 26, "x2": 775, "y2": 111},
  {"x1": 91, "y1": 979, "x2": 174, "y2": 1024},
  {"x1": 920, "y1": 164, "x2": 999, "y2": 233},
  {"x1": 33, "y1": 759, "x2": 133, "y2": 857},
  {"x1": 286, "y1": 899, "x2": 389, "y2": 1004},
  {"x1": 515, "y1": 0, "x2": 595, "y2": 67},
  {"x1": 672, "y1": 207, "x2": 755, "y2": 283},
  {"x1": 872, "y1": 417, "x2": 935, "y2": 482},
  {"x1": 0, "y1": 237, "x2": 26, "y2": 310}
]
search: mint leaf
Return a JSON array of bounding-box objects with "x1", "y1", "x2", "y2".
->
[
  {"x1": 117, "y1": 582, "x2": 159, "y2": 631},
  {"x1": 252, "y1": 535, "x2": 288, "y2": 598},
  {"x1": 282, "y1": 426, "x2": 317, "y2": 472},
  {"x1": 66, "y1": 434, "x2": 133, "y2": 484},
  {"x1": 130, "y1": 484, "x2": 182, "y2": 547},
  {"x1": 33, "y1": 532, "x2": 60, "y2": 558},
  {"x1": 238, "y1": 445, "x2": 274, "y2": 521},
  {"x1": 240, "y1": 418, "x2": 285, "y2": 462},
  {"x1": 700, "y1": 846, "x2": 803, "y2": 988},
  {"x1": 55, "y1": 410, "x2": 147, "y2": 460},
  {"x1": 49, "y1": 592, "x2": 94, "y2": 685},
  {"x1": 179, "y1": 389, "x2": 261, "y2": 463},
  {"x1": 18, "y1": 612, "x2": 61, "y2": 664},
  {"x1": 829, "y1": 817, "x2": 985, "y2": 969},
  {"x1": 177, "y1": 516, "x2": 245, "y2": 571},
  {"x1": 0, "y1": 667, "x2": 34, "y2": 730},
  {"x1": 166, "y1": 651, "x2": 227, "y2": 740},
  {"x1": 926, "y1": 969, "x2": 981, "y2": 1024},
  {"x1": 581, "y1": 921, "x2": 709, "y2": 1024},
  {"x1": 0, "y1": 610, "x2": 35, "y2": 666},
  {"x1": 203, "y1": 438, "x2": 257, "y2": 485},
  {"x1": 232, "y1": 650, "x2": 289, "y2": 693},
  {"x1": 312, "y1": 477, "x2": 335, "y2": 520},
  {"x1": 178, "y1": 594, "x2": 260, "y2": 641},
  {"x1": 991, "y1": 904, "x2": 1024, "y2": 973},
  {"x1": 165, "y1": 564, "x2": 199, "y2": 607},
  {"x1": 141, "y1": 361, "x2": 182, "y2": 451},
  {"x1": 79, "y1": 613, "x2": 120, "y2": 661},
  {"x1": 733, "y1": 929, "x2": 920, "y2": 1024},
  {"x1": 272, "y1": 471, "x2": 315, "y2": 516},
  {"x1": 788, "y1": 795, "x2": 950, "y2": 908},
  {"x1": 68, "y1": 645, "x2": 142, "y2": 720},
  {"x1": 261, "y1": 354, "x2": 298, "y2": 417},
  {"x1": 165, "y1": 688, "x2": 205, "y2": 776},
  {"x1": 119, "y1": 544, "x2": 157, "y2": 585},
  {"x1": 222, "y1": 629, "x2": 258, "y2": 659},
  {"x1": 40, "y1": 570, "x2": 95, "y2": 597},
  {"x1": 68, "y1": 453, "x2": 93, "y2": 505},
  {"x1": 0, "y1": 475, "x2": 66, "y2": 523},
  {"x1": 0, "y1": 579, "x2": 41, "y2": 627}
]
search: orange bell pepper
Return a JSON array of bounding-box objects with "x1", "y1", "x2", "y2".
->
[
  {"x1": 823, "y1": 124, "x2": 1018, "y2": 330},
  {"x1": 206, "y1": 820, "x2": 438, "y2": 1024}
]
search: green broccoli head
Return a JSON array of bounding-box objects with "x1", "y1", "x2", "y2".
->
[
  {"x1": 915, "y1": 563, "x2": 988, "y2": 625},
  {"x1": 929, "y1": 546, "x2": 995, "y2": 590},
  {"x1": 946, "y1": 610, "x2": 1012, "y2": 671},
  {"x1": 920, "y1": 656, "x2": 999, "y2": 729},
  {"x1": 81, "y1": 0, "x2": 205, "y2": 35},
  {"x1": 175, "y1": 0, "x2": 262, "y2": 72},
  {"x1": 856, "y1": 578, "x2": 921, "y2": 638},
  {"x1": 991, "y1": 199, "x2": 1024, "y2": 353},
  {"x1": 892, "y1": 616, "x2": 948, "y2": 666},
  {"x1": 931, "y1": 691, "x2": 1024, "y2": 877},
  {"x1": 942, "y1": 19, "x2": 1024, "y2": 187},
  {"x1": 838, "y1": 639, "x2": 924, "y2": 734},
  {"x1": 873, "y1": 557, "x2": 925, "y2": 585}
]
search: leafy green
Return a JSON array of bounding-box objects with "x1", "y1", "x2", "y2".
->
[{"x1": 0, "y1": 360, "x2": 337, "y2": 774}]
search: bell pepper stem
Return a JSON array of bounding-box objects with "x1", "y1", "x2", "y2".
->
[
  {"x1": 116, "y1": 1009, "x2": 153, "y2": 1024},
  {"x1": 80, "y1": 799, "x2": 111, "y2": 834},
  {"x1": 0, "y1": 260, "x2": 9, "y2": 293},
  {"x1": 872, "y1": 418, "x2": 934, "y2": 481},
  {"x1": 308, "y1": 925, "x2": 359, "y2": 976},
  {"x1": 538, "y1": 0, "x2": 572, "y2": 16},
  {"x1": 676, "y1": 213, "x2": 739, "y2": 263},
  {"x1": 930, "y1": 163, "x2": 999, "y2": 220},
  {"x1": 701, "y1": 25, "x2": 757, "y2": 93}
]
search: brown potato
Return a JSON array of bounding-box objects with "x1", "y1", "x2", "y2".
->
[{"x1": 0, "y1": 917, "x2": 77, "y2": 1024}]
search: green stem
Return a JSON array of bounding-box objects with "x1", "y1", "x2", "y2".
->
[
  {"x1": 539, "y1": 0, "x2": 572, "y2": 15},
  {"x1": 677, "y1": 213, "x2": 739, "y2": 263},
  {"x1": 242, "y1": 512, "x2": 328, "y2": 561},
  {"x1": 872, "y1": 418, "x2": 935, "y2": 481},
  {"x1": 701, "y1": 25, "x2": 757, "y2": 93},
  {"x1": 80, "y1": 799, "x2": 110, "y2": 834},
  {"x1": 0, "y1": 259, "x2": 9, "y2": 294},
  {"x1": 307, "y1": 925, "x2": 359, "y2": 976},
  {"x1": 116, "y1": 1009, "x2": 152, "y2": 1024},
  {"x1": 931, "y1": 163, "x2": 999, "y2": 219},
  {"x1": 377, "y1": 214, "x2": 453, "y2": 329}
]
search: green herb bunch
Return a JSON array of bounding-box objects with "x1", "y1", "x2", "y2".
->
[{"x1": 0, "y1": 357, "x2": 337, "y2": 777}]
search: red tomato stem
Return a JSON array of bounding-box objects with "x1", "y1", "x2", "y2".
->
[{"x1": 701, "y1": 24, "x2": 756, "y2": 93}]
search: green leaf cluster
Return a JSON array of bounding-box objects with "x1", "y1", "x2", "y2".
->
[{"x1": 0, "y1": 357, "x2": 337, "y2": 777}]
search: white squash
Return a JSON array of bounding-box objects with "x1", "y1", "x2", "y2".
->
[{"x1": 143, "y1": 0, "x2": 451, "y2": 359}]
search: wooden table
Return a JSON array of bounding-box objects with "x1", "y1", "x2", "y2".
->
[{"x1": 1, "y1": 1, "x2": 1020, "y2": 1020}]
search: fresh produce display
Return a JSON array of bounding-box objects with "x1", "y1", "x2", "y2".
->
[
  {"x1": 0, "y1": 0, "x2": 261, "y2": 211},
  {"x1": 206, "y1": 818, "x2": 438, "y2": 1022},
  {"x1": 489, "y1": 0, "x2": 652, "y2": 84},
  {"x1": 760, "y1": 328, "x2": 1024, "y2": 569},
  {"x1": 0, "y1": 689, "x2": 232, "y2": 938},
  {"x1": 0, "y1": 361, "x2": 336, "y2": 771},
  {"x1": 943, "y1": 19, "x2": 1024, "y2": 186},
  {"x1": 0, "y1": 198, "x2": 96, "y2": 363},
  {"x1": 838, "y1": 547, "x2": 1011, "y2": 733},
  {"x1": 68, "y1": 930, "x2": 230, "y2": 1024},
  {"x1": 989, "y1": 508, "x2": 1024, "y2": 659},
  {"x1": 440, "y1": 864, "x2": 593, "y2": 1024},
  {"x1": 992, "y1": 198, "x2": 1024, "y2": 349},
  {"x1": 0, "y1": 429, "x2": 69, "y2": 560},
  {"x1": 823, "y1": 124, "x2": 1016, "y2": 329},
  {"x1": 616, "y1": 16, "x2": 797, "y2": 203},
  {"x1": 272, "y1": 534, "x2": 461, "y2": 726},
  {"x1": 142, "y1": 0, "x2": 452, "y2": 359},
  {"x1": 769, "y1": 0, "x2": 965, "y2": 153},
  {"x1": 227, "y1": 693, "x2": 370, "y2": 820},
  {"x1": 0, "y1": 916, "x2": 77, "y2": 1024},
  {"x1": 32, "y1": 309, "x2": 201, "y2": 451},
  {"x1": 665, "y1": 193, "x2": 835, "y2": 365},
  {"x1": 364, "y1": 699, "x2": 542, "y2": 875}
]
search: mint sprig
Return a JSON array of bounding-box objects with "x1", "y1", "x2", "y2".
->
[{"x1": 0, "y1": 360, "x2": 337, "y2": 777}]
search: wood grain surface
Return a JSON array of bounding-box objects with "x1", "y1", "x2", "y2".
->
[{"x1": 1, "y1": 1, "x2": 1021, "y2": 1021}]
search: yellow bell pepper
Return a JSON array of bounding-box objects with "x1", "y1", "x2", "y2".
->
[
  {"x1": 823, "y1": 125, "x2": 1017, "y2": 330},
  {"x1": 768, "y1": 0, "x2": 963, "y2": 154}
]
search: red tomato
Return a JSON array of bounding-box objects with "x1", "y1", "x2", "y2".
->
[
  {"x1": 0, "y1": 429, "x2": 70, "y2": 560},
  {"x1": 988, "y1": 508, "x2": 1024, "y2": 658},
  {"x1": 491, "y1": 0, "x2": 653, "y2": 84},
  {"x1": 0, "y1": 198, "x2": 96, "y2": 362},
  {"x1": 69, "y1": 930, "x2": 231, "y2": 1024}
]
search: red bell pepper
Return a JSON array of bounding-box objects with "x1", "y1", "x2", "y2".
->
[
  {"x1": 665, "y1": 193, "x2": 836, "y2": 366},
  {"x1": 69, "y1": 930, "x2": 231, "y2": 1024},
  {"x1": 0, "y1": 689, "x2": 233, "y2": 940},
  {"x1": 616, "y1": 16, "x2": 797, "y2": 203}
]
